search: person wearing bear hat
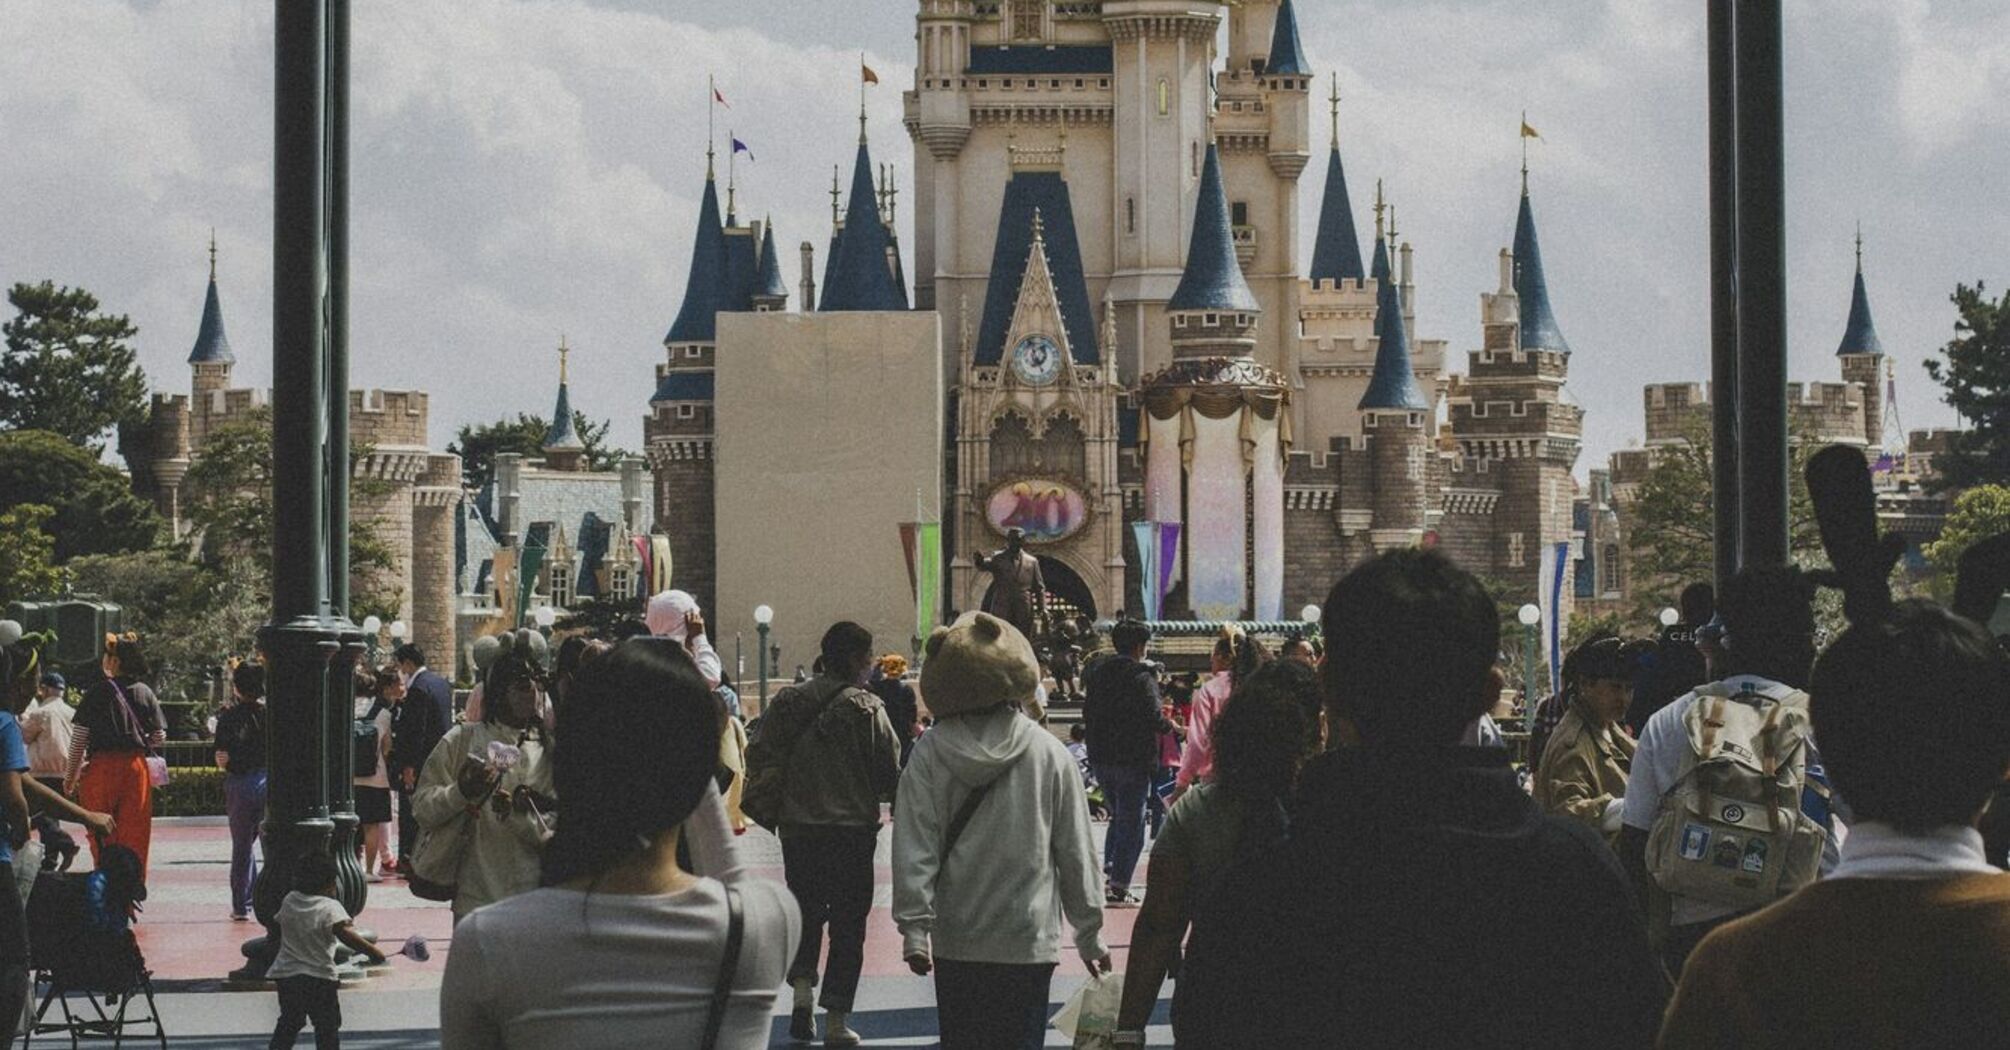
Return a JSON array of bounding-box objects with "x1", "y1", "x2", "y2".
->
[{"x1": 892, "y1": 612, "x2": 1109, "y2": 1050}]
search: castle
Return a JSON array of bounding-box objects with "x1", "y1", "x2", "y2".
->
[
  {"x1": 647, "y1": 0, "x2": 1589, "y2": 628},
  {"x1": 125, "y1": 242, "x2": 464, "y2": 660}
]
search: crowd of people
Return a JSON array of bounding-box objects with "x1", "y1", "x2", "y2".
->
[{"x1": 10, "y1": 539, "x2": 2010, "y2": 1048}]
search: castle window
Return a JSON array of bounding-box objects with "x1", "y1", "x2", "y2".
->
[
  {"x1": 1074, "y1": 78, "x2": 1083, "y2": 88},
  {"x1": 1231, "y1": 201, "x2": 1248, "y2": 226},
  {"x1": 1125, "y1": 197, "x2": 1135, "y2": 233},
  {"x1": 1039, "y1": 414, "x2": 1088, "y2": 479},
  {"x1": 990, "y1": 413, "x2": 1036, "y2": 477},
  {"x1": 677, "y1": 404, "x2": 695, "y2": 420},
  {"x1": 1192, "y1": 141, "x2": 1199, "y2": 176},
  {"x1": 1204, "y1": 312, "x2": 1218, "y2": 326},
  {"x1": 547, "y1": 561, "x2": 573, "y2": 610},
  {"x1": 609, "y1": 564, "x2": 633, "y2": 601},
  {"x1": 1157, "y1": 78, "x2": 1169, "y2": 116},
  {"x1": 1507, "y1": 532, "x2": 1525, "y2": 568},
  {"x1": 1099, "y1": 78, "x2": 1110, "y2": 89},
  {"x1": 1601, "y1": 543, "x2": 1620, "y2": 594},
  {"x1": 978, "y1": 79, "x2": 989, "y2": 89},
  {"x1": 684, "y1": 346, "x2": 702, "y2": 358},
  {"x1": 1013, "y1": 0, "x2": 1044, "y2": 39}
]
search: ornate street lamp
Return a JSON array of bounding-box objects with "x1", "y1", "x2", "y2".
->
[
  {"x1": 754, "y1": 604, "x2": 774, "y2": 712},
  {"x1": 1516, "y1": 603, "x2": 1542, "y2": 713}
]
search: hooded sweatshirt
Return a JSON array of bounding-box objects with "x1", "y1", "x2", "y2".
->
[{"x1": 892, "y1": 706, "x2": 1106, "y2": 966}]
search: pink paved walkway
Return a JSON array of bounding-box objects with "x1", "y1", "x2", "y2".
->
[{"x1": 120, "y1": 819, "x2": 1147, "y2": 988}]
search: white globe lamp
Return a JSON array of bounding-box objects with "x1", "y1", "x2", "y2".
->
[{"x1": 1517, "y1": 604, "x2": 1541, "y2": 627}]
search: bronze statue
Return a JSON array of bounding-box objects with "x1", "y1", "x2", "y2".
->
[{"x1": 975, "y1": 528, "x2": 1048, "y2": 639}]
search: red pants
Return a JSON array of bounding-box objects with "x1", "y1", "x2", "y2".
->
[{"x1": 78, "y1": 754, "x2": 153, "y2": 880}]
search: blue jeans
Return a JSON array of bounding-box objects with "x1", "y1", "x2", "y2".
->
[
  {"x1": 224, "y1": 770, "x2": 267, "y2": 917},
  {"x1": 1094, "y1": 763, "x2": 1151, "y2": 890}
]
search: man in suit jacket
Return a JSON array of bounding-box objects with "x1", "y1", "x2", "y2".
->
[{"x1": 391, "y1": 643, "x2": 453, "y2": 870}]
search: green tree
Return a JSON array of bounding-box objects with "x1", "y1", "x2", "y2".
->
[
  {"x1": 1924, "y1": 484, "x2": 2010, "y2": 601},
  {"x1": 0, "y1": 504, "x2": 68, "y2": 603},
  {"x1": 69, "y1": 550, "x2": 264, "y2": 708},
  {"x1": 448, "y1": 411, "x2": 628, "y2": 492},
  {"x1": 181, "y1": 406, "x2": 403, "y2": 617},
  {"x1": 1923, "y1": 283, "x2": 2010, "y2": 491},
  {"x1": 1623, "y1": 415, "x2": 1823, "y2": 622},
  {"x1": 0, "y1": 429, "x2": 163, "y2": 560},
  {"x1": 0, "y1": 281, "x2": 150, "y2": 451}
]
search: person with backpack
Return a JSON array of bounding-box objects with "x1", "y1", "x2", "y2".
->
[
  {"x1": 355, "y1": 668, "x2": 398, "y2": 882},
  {"x1": 741, "y1": 622, "x2": 900, "y2": 1047},
  {"x1": 1117, "y1": 660, "x2": 1325, "y2": 1045},
  {"x1": 64, "y1": 634, "x2": 166, "y2": 879},
  {"x1": 1660, "y1": 600, "x2": 2010, "y2": 1047},
  {"x1": 214, "y1": 662, "x2": 269, "y2": 920},
  {"x1": 1177, "y1": 550, "x2": 1667, "y2": 1048},
  {"x1": 1619, "y1": 565, "x2": 1841, "y2": 976},
  {"x1": 892, "y1": 612, "x2": 1108, "y2": 1049},
  {"x1": 1082, "y1": 619, "x2": 1170, "y2": 907}
]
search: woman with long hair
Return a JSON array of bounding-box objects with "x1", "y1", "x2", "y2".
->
[
  {"x1": 64, "y1": 633, "x2": 166, "y2": 877},
  {"x1": 413, "y1": 641, "x2": 556, "y2": 920},
  {"x1": 1171, "y1": 627, "x2": 1268, "y2": 801},
  {"x1": 440, "y1": 638, "x2": 800, "y2": 1049},
  {"x1": 1118, "y1": 660, "x2": 1326, "y2": 1045},
  {"x1": 214, "y1": 661, "x2": 269, "y2": 919}
]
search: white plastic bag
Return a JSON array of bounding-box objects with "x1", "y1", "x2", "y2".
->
[{"x1": 1051, "y1": 971, "x2": 1124, "y2": 1049}]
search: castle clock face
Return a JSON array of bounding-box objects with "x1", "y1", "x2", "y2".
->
[{"x1": 1011, "y1": 334, "x2": 1062, "y2": 386}]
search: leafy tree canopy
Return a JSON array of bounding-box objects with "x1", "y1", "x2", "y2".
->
[
  {"x1": 0, "y1": 281, "x2": 150, "y2": 451},
  {"x1": 0, "y1": 504, "x2": 67, "y2": 605},
  {"x1": 68, "y1": 549, "x2": 264, "y2": 707},
  {"x1": 0, "y1": 428, "x2": 163, "y2": 560},
  {"x1": 1924, "y1": 283, "x2": 2010, "y2": 491},
  {"x1": 448, "y1": 411, "x2": 629, "y2": 492},
  {"x1": 1924, "y1": 484, "x2": 2010, "y2": 603}
]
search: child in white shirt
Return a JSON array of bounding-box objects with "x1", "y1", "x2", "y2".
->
[{"x1": 267, "y1": 851, "x2": 386, "y2": 1048}]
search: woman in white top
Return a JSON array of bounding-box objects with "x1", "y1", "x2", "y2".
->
[
  {"x1": 355, "y1": 668, "x2": 399, "y2": 880},
  {"x1": 440, "y1": 638, "x2": 799, "y2": 1050},
  {"x1": 413, "y1": 647, "x2": 555, "y2": 920}
]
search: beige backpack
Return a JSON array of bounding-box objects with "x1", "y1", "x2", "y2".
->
[{"x1": 1645, "y1": 682, "x2": 1827, "y2": 910}]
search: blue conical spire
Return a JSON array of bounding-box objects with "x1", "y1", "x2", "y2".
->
[
  {"x1": 1359, "y1": 235, "x2": 1429, "y2": 411},
  {"x1": 544, "y1": 340, "x2": 584, "y2": 452},
  {"x1": 1168, "y1": 144, "x2": 1260, "y2": 313},
  {"x1": 1511, "y1": 188, "x2": 1570, "y2": 354},
  {"x1": 1267, "y1": 0, "x2": 1310, "y2": 76},
  {"x1": 665, "y1": 171, "x2": 729, "y2": 344},
  {"x1": 819, "y1": 136, "x2": 906, "y2": 311},
  {"x1": 756, "y1": 219, "x2": 788, "y2": 301},
  {"x1": 1309, "y1": 90, "x2": 1365, "y2": 284},
  {"x1": 1836, "y1": 234, "x2": 1884, "y2": 357},
  {"x1": 187, "y1": 239, "x2": 235, "y2": 365}
]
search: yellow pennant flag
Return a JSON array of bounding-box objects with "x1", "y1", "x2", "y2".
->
[
  {"x1": 1520, "y1": 118, "x2": 1542, "y2": 140},
  {"x1": 862, "y1": 64, "x2": 880, "y2": 86}
]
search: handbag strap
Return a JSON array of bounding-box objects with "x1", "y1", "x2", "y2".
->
[
  {"x1": 942, "y1": 780, "x2": 997, "y2": 858},
  {"x1": 700, "y1": 885, "x2": 745, "y2": 1050},
  {"x1": 106, "y1": 680, "x2": 157, "y2": 754}
]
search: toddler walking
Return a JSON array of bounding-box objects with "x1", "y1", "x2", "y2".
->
[{"x1": 267, "y1": 851, "x2": 386, "y2": 1049}]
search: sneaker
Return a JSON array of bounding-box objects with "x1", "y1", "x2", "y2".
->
[
  {"x1": 230, "y1": 913, "x2": 251, "y2": 923},
  {"x1": 823, "y1": 1010, "x2": 862, "y2": 1047},
  {"x1": 1105, "y1": 887, "x2": 1140, "y2": 908},
  {"x1": 789, "y1": 1008, "x2": 815, "y2": 1043}
]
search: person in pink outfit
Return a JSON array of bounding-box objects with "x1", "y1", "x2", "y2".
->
[{"x1": 1172, "y1": 630, "x2": 1266, "y2": 803}]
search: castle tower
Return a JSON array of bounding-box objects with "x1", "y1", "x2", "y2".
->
[
  {"x1": 1446, "y1": 174, "x2": 1583, "y2": 606},
  {"x1": 1143, "y1": 143, "x2": 1288, "y2": 620},
  {"x1": 542, "y1": 339, "x2": 585, "y2": 473},
  {"x1": 954, "y1": 152, "x2": 1125, "y2": 621},
  {"x1": 188, "y1": 234, "x2": 237, "y2": 447},
  {"x1": 1215, "y1": 0, "x2": 1313, "y2": 377},
  {"x1": 645, "y1": 154, "x2": 728, "y2": 615},
  {"x1": 1359, "y1": 219, "x2": 1431, "y2": 549},
  {"x1": 1835, "y1": 228, "x2": 1886, "y2": 451},
  {"x1": 752, "y1": 219, "x2": 789, "y2": 312}
]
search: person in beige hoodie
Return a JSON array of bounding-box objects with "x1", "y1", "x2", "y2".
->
[{"x1": 893, "y1": 612, "x2": 1109, "y2": 1050}]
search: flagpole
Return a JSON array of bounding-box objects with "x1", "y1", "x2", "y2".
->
[{"x1": 707, "y1": 74, "x2": 716, "y2": 177}]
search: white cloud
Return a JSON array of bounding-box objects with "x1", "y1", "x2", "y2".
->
[{"x1": 0, "y1": 0, "x2": 1998, "y2": 474}]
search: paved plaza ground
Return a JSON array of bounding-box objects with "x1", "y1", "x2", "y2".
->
[{"x1": 88, "y1": 816, "x2": 1174, "y2": 1048}]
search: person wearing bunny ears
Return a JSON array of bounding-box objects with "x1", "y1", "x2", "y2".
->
[{"x1": 893, "y1": 612, "x2": 1109, "y2": 1050}]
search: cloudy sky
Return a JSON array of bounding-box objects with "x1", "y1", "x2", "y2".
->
[{"x1": 3, "y1": 0, "x2": 2004, "y2": 472}]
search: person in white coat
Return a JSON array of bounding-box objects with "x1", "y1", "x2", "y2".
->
[{"x1": 893, "y1": 612, "x2": 1109, "y2": 1050}]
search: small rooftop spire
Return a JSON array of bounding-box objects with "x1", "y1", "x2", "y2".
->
[
  {"x1": 1511, "y1": 182, "x2": 1571, "y2": 354},
  {"x1": 1359, "y1": 233, "x2": 1428, "y2": 412},
  {"x1": 664, "y1": 164, "x2": 729, "y2": 346},
  {"x1": 1836, "y1": 226, "x2": 1885, "y2": 357},
  {"x1": 208, "y1": 228, "x2": 217, "y2": 280},
  {"x1": 1266, "y1": 0, "x2": 1310, "y2": 77},
  {"x1": 1328, "y1": 73, "x2": 1340, "y2": 146},
  {"x1": 558, "y1": 333, "x2": 569, "y2": 384},
  {"x1": 187, "y1": 232, "x2": 235, "y2": 366},
  {"x1": 544, "y1": 336, "x2": 585, "y2": 454},
  {"x1": 819, "y1": 134, "x2": 906, "y2": 311},
  {"x1": 1308, "y1": 77, "x2": 1366, "y2": 284},
  {"x1": 1167, "y1": 143, "x2": 1259, "y2": 314},
  {"x1": 830, "y1": 166, "x2": 842, "y2": 227}
]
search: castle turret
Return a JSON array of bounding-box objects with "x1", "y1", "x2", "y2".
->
[
  {"x1": 1512, "y1": 178, "x2": 1570, "y2": 355},
  {"x1": 1266, "y1": 0, "x2": 1310, "y2": 76},
  {"x1": 542, "y1": 339, "x2": 585, "y2": 472},
  {"x1": 188, "y1": 233, "x2": 236, "y2": 397},
  {"x1": 1360, "y1": 225, "x2": 1430, "y2": 548},
  {"x1": 1836, "y1": 228, "x2": 1886, "y2": 450},
  {"x1": 1145, "y1": 142, "x2": 1287, "y2": 620},
  {"x1": 752, "y1": 218, "x2": 789, "y2": 312},
  {"x1": 1308, "y1": 77, "x2": 1365, "y2": 285},
  {"x1": 819, "y1": 115, "x2": 907, "y2": 312}
]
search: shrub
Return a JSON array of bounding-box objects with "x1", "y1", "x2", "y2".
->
[{"x1": 152, "y1": 766, "x2": 226, "y2": 817}]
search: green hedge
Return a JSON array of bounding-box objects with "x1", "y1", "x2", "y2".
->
[{"x1": 153, "y1": 766, "x2": 227, "y2": 817}]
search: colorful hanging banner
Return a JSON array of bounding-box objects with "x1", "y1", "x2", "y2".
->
[
  {"x1": 914, "y1": 522, "x2": 942, "y2": 644},
  {"x1": 1158, "y1": 522, "x2": 1182, "y2": 614},
  {"x1": 1130, "y1": 521, "x2": 1183, "y2": 622},
  {"x1": 650, "y1": 534, "x2": 674, "y2": 595},
  {"x1": 632, "y1": 534, "x2": 652, "y2": 591}
]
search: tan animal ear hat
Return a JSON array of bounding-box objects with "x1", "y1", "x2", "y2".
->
[{"x1": 919, "y1": 612, "x2": 1039, "y2": 719}]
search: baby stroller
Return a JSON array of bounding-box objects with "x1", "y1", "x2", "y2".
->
[{"x1": 23, "y1": 844, "x2": 164, "y2": 1048}]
